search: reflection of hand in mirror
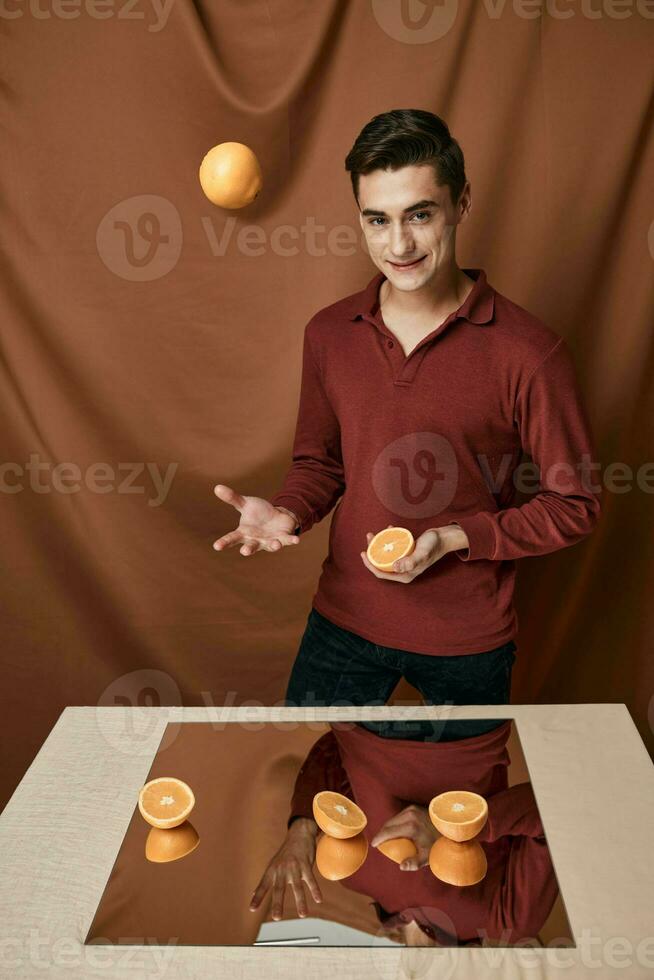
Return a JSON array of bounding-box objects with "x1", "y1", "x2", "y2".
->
[
  {"x1": 249, "y1": 817, "x2": 323, "y2": 920},
  {"x1": 371, "y1": 804, "x2": 439, "y2": 871}
]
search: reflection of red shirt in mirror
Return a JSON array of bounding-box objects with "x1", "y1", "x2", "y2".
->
[{"x1": 289, "y1": 721, "x2": 558, "y2": 945}]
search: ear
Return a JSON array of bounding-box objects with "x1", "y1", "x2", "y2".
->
[{"x1": 458, "y1": 181, "x2": 472, "y2": 224}]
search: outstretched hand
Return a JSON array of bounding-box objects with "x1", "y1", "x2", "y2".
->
[
  {"x1": 249, "y1": 818, "x2": 322, "y2": 921},
  {"x1": 213, "y1": 484, "x2": 300, "y2": 556}
]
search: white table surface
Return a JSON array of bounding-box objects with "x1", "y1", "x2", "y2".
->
[{"x1": 1, "y1": 703, "x2": 653, "y2": 979}]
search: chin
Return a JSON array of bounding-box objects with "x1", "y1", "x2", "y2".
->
[{"x1": 386, "y1": 270, "x2": 430, "y2": 291}]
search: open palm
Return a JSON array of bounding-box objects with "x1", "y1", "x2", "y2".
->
[{"x1": 213, "y1": 484, "x2": 300, "y2": 556}]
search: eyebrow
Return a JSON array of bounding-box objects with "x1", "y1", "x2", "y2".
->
[{"x1": 360, "y1": 199, "x2": 438, "y2": 217}]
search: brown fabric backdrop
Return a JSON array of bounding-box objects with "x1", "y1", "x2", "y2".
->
[{"x1": 1, "y1": 1, "x2": 653, "y2": 810}]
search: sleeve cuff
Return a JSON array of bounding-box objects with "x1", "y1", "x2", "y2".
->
[
  {"x1": 269, "y1": 494, "x2": 314, "y2": 535},
  {"x1": 287, "y1": 811, "x2": 313, "y2": 830},
  {"x1": 451, "y1": 513, "x2": 498, "y2": 561},
  {"x1": 287, "y1": 790, "x2": 316, "y2": 828}
]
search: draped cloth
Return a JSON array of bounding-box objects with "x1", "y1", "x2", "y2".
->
[{"x1": 1, "y1": 1, "x2": 652, "y2": 808}]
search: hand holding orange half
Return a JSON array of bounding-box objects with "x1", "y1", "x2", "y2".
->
[
  {"x1": 366, "y1": 526, "x2": 415, "y2": 571},
  {"x1": 370, "y1": 803, "x2": 437, "y2": 871},
  {"x1": 361, "y1": 524, "x2": 469, "y2": 583}
]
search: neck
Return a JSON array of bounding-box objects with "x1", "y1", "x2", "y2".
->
[{"x1": 379, "y1": 262, "x2": 473, "y2": 320}]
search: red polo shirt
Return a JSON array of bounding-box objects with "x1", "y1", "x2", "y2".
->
[
  {"x1": 288, "y1": 723, "x2": 558, "y2": 944},
  {"x1": 271, "y1": 268, "x2": 600, "y2": 655}
]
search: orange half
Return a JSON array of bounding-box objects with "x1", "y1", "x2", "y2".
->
[
  {"x1": 376, "y1": 837, "x2": 417, "y2": 864},
  {"x1": 313, "y1": 791, "x2": 367, "y2": 839},
  {"x1": 316, "y1": 831, "x2": 368, "y2": 881},
  {"x1": 145, "y1": 821, "x2": 200, "y2": 863},
  {"x1": 138, "y1": 777, "x2": 195, "y2": 830},
  {"x1": 366, "y1": 527, "x2": 415, "y2": 571},
  {"x1": 429, "y1": 836, "x2": 487, "y2": 886},
  {"x1": 429, "y1": 791, "x2": 488, "y2": 842}
]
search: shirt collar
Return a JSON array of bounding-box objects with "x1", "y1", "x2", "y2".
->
[{"x1": 347, "y1": 268, "x2": 495, "y2": 326}]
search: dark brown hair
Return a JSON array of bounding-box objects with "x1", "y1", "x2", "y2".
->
[{"x1": 344, "y1": 108, "x2": 466, "y2": 207}]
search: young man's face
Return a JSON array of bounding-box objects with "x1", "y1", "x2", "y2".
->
[{"x1": 357, "y1": 163, "x2": 470, "y2": 293}]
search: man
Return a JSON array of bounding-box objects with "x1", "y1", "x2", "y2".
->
[{"x1": 213, "y1": 108, "x2": 601, "y2": 709}]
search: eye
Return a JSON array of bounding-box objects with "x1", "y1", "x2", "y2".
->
[
  {"x1": 410, "y1": 211, "x2": 431, "y2": 221},
  {"x1": 368, "y1": 217, "x2": 386, "y2": 226}
]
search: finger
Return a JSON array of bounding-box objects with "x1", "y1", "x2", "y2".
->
[
  {"x1": 240, "y1": 539, "x2": 260, "y2": 557},
  {"x1": 371, "y1": 819, "x2": 417, "y2": 847},
  {"x1": 400, "y1": 857, "x2": 420, "y2": 871},
  {"x1": 393, "y1": 556, "x2": 420, "y2": 574},
  {"x1": 263, "y1": 534, "x2": 300, "y2": 551},
  {"x1": 213, "y1": 530, "x2": 244, "y2": 551},
  {"x1": 289, "y1": 877, "x2": 308, "y2": 918},
  {"x1": 271, "y1": 876, "x2": 285, "y2": 921},
  {"x1": 214, "y1": 484, "x2": 246, "y2": 512},
  {"x1": 302, "y1": 866, "x2": 323, "y2": 904},
  {"x1": 249, "y1": 874, "x2": 270, "y2": 910},
  {"x1": 360, "y1": 551, "x2": 408, "y2": 580}
]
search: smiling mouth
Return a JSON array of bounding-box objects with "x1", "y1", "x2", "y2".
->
[{"x1": 387, "y1": 256, "x2": 426, "y2": 269}]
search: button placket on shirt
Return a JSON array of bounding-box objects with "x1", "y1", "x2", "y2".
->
[{"x1": 363, "y1": 312, "x2": 459, "y2": 386}]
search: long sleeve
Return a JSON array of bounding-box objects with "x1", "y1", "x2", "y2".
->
[
  {"x1": 270, "y1": 319, "x2": 346, "y2": 536},
  {"x1": 482, "y1": 782, "x2": 559, "y2": 941},
  {"x1": 287, "y1": 730, "x2": 353, "y2": 829},
  {"x1": 478, "y1": 782, "x2": 544, "y2": 843},
  {"x1": 454, "y1": 337, "x2": 601, "y2": 561}
]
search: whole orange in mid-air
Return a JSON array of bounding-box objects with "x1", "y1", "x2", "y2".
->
[
  {"x1": 199, "y1": 141, "x2": 263, "y2": 208},
  {"x1": 366, "y1": 527, "x2": 415, "y2": 571}
]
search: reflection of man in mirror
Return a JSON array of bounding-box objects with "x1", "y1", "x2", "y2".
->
[
  {"x1": 214, "y1": 108, "x2": 601, "y2": 710},
  {"x1": 251, "y1": 720, "x2": 559, "y2": 946}
]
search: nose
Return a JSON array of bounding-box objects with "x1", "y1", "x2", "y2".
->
[{"x1": 388, "y1": 223, "x2": 416, "y2": 258}]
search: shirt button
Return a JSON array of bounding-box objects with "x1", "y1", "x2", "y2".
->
[{"x1": 387, "y1": 340, "x2": 394, "y2": 348}]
